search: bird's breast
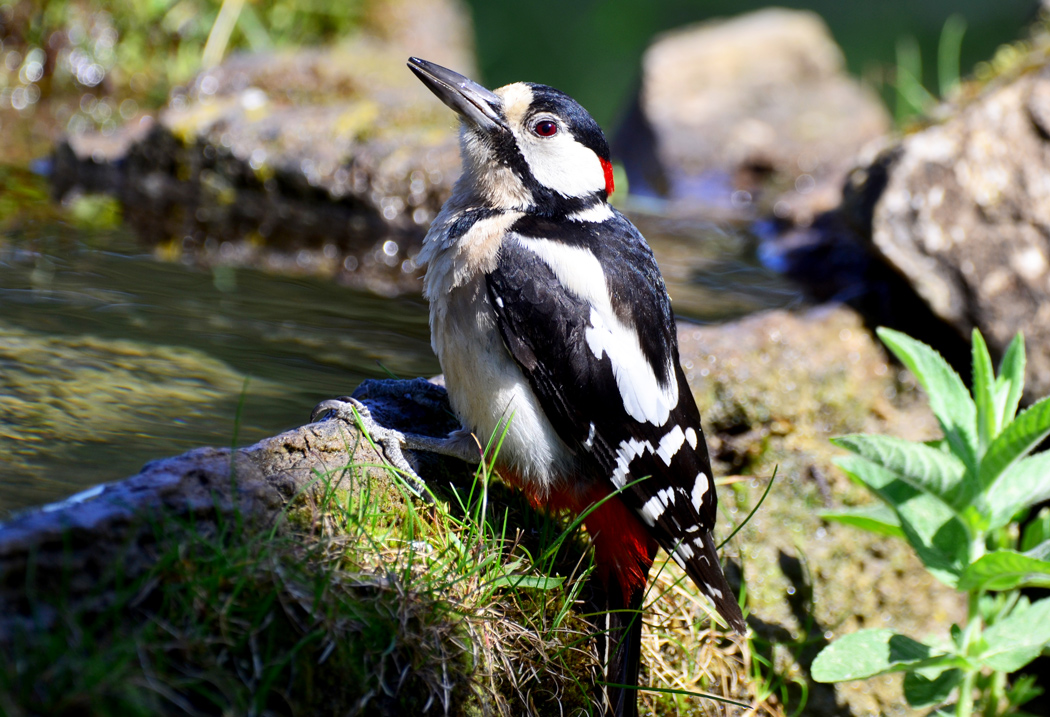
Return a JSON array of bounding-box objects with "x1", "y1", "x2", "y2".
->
[{"x1": 424, "y1": 240, "x2": 575, "y2": 493}]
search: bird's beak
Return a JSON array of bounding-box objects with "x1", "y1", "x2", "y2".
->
[{"x1": 408, "y1": 57, "x2": 505, "y2": 132}]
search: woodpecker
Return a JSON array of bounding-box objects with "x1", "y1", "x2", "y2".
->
[{"x1": 318, "y1": 58, "x2": 746, "y2": 717}]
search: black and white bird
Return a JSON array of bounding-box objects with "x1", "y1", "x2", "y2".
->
[{"x1": 319, "y1": 58, "x2": 746, "y2": 717}]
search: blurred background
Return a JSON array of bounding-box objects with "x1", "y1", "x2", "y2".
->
[
  {"x1": 466, "y1": 0, "x2": 1038, "y2": 126},
  {"x1": 0, "y1": 0, "x2": 1040, "y2": 156}
]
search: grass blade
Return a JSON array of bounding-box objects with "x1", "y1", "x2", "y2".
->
[{"x1": 718, "y1": 466, "x2": 777, "y2": 550}]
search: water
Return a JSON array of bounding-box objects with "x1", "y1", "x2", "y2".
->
[{"x1": 0, "y1": 168, "x2": 799, "y2": 517}]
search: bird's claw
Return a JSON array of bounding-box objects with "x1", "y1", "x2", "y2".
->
[{"x1": 311, "y1": 396, "x2": 429, "y2": 498}]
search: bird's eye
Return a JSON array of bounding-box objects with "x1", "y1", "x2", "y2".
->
[{"x1": 532, "y1": 120, "x2": 558, "y2": 137}]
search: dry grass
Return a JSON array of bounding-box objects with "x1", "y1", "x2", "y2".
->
[{"x1": 639, "y1": 555, "x2": 785, "y2": 717}]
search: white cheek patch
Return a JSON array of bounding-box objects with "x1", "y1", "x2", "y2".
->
[
  {"x1": 514, "y1": 236, "x2": 680, "y2": 426},
  {"x1": 516, "y1": 129, "x2": 606, "y2": 198}
]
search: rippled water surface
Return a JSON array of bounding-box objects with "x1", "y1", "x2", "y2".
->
[{"x1": 0, "y1": 170, "x2": 800, "y2": 516}]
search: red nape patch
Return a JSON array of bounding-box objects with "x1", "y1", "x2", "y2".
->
[
  {"x1": 531, "y1": 483, "x2": 656, "y2": 603},
  {"x1": 600, "y1": 158, "x2": 615, "y2": 197}
]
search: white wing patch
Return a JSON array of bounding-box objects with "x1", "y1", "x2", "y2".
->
[
  {"x1": 586, "y1": 307, "x2": 679, "y2": 426},
  {"x1": 611, "y1": 437, "x2": 653, "y2": 489},
  {"x1": 691, "y1": 471, "x2": 710, "y2": 512},
  {"x1": 685, "y1": 427, "x2": 698, "y2": 449},
  {"x1": 640, "y1": 487, "x2": 676, "y2": 527},
  {"x1": 610, "y1": 423, "x2": 693, "y2": 495},
  {"x1": 655, "y1": 425, "x2": 686, "y2": 466},
  {"x1": 668, "y1": 540, "x2": 695, "y2": 569},
  {"x1": 515, "y1": 236, "x2": 679, "y2": 426}
]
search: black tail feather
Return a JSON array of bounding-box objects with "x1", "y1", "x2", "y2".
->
[
  {"x1": 686, "y1": 531, "x2": 746, "y2": 634},
  {"x1": 587, "y1": 579, "x2": 646, "y2": 717}
]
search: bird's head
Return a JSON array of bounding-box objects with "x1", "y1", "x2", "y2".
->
[{"x1": 408, "y1": 57, "x2": 614, "y2": 214}]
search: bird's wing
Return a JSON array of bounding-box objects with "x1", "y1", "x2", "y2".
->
[{"x1": 486, "y1": 211, "x2": 744, "y2": 631}]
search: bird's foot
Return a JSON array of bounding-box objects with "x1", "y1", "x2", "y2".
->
[{"x1": 312, "y1": 396, "x2": 429, "y2": 497}]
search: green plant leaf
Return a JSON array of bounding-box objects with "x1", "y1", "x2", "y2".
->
[
  {"x1": 836, "y1": 455, "x2": 920, "y2": 501},
  {"x1": 836, "y1": 456, "x2": 969, "y2": 585},
  {"x1": 983, "y1": 451, "x2": 1050, "y2": 531},
  {"x1": 489, "y1": 574, "x2": 565, "y2": 591},
  {"x1": 811, "y1": 629, "x2": 956, "y2": 682},
  {"x1": 979, "y1": 596, "x2": 1050, "y2": 672},
  {"x1": 821, "y1": 504, "x2": 904, "y2": 539},
  {"x1": 972, "y1": 329, "x2": 997, "y2": 451},
  {"x1": 903, "y1": 668, "x2": 961, "y2": 708},
  {"x1": 957, "y1": 550, "x2": 1050, "y2": 591},
  {"x1": 877, "y1": 328, "x2": 977, "y2": 471},
  {"x1": 832, "y1": 434, "x2": 969, "y2": 509},
  {"x1": 1005, "y1": 674, "x2": 1044, "y2": 710},
  {"x1": 994, "y1": 333, "x2": 1026, "y2": 428},
  {"x1": 979, "y1": 396, "x2": 1050, "y2": 487},
  {"x1": 1022, "y1": 508, "x2": 1050, "y2": 553},
  {"x1": 1026, "y1": 540, "x2": 1050, "y2": 561}
]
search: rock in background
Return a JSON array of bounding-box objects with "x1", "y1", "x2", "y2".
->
[
  {"x1": 51, "y1": 0, "x2": 474, "y2": 295},
  {"x1": 848, "y1": 54, "x2": 1050, "y2": 398},
  {"x1": 614, "y1": 8, "x2": 890, "y2": 223}
]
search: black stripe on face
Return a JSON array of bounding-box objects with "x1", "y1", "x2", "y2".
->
[{"x1": 482, "y1": 130, "x2": 600, "y2": 216}]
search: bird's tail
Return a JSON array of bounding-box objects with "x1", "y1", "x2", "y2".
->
[
  {"x1": 585, "y1": 560, "x2": 656, "y2": 717},
  {"x1": 685, "y1": 530, "x2": 747, "y2": 634}
]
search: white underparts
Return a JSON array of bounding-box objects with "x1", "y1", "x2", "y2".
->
[
  {"x1": 422, "y1": 210, "x2": 571, "y2": 491},
  {"x1": 514, "y1": 236, "x2": 679, "y2": 426}
]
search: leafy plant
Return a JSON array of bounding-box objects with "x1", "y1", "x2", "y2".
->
[{"x1": 813, "y1": 328, "x2": 1050, "y2": 716}]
